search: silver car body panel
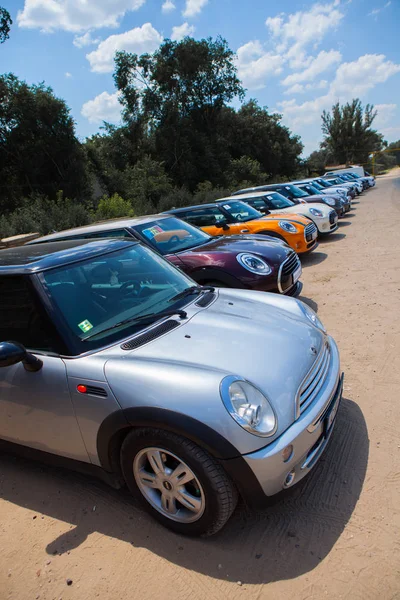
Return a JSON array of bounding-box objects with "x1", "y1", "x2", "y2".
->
[{"x1": 0, "y1": 355, "x2": 89, "y2": 460}]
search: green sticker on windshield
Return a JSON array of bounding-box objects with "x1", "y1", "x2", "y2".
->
[{"x1": 78, "y1": 319, "x2": 93, "y2": 333}]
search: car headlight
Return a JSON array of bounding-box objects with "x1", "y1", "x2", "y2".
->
[
  {"x1": 298, "y1": 300, "x2": 326, "y2": 333},
  {"x1": 309, "y1": 207, "x2": 323, "y2": 217},
  {"x1": 236, "y1": 253, "x2": 272, "y2": 275},
  {"x1": 324, "y1": 197, "x2": 336, "y2": 206},
  {"x1": 279, "y1": 220, "x2": 298, "y2": 233},
  {"x1": 220, "y1": 377, "x2": 277, "y2": 437}
]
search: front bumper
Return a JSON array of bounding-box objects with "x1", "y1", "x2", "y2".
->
[
  {"x1": 233, "y1": 339, "x2": 342, "y2": 504},
  {"x1": 315, "y1": 212, "x2": 339, "y2": 234}
]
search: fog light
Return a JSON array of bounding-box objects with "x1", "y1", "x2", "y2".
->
[
  {"x1": 284, "y1": 470, "x2": 296, "y2": 488},
  {"x1": 282, "y1": 444, "x2": 293, "y2": 463}
]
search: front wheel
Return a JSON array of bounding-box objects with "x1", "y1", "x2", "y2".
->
[{"x1": 120, "y1": 428, "x2": 238, "y2": 536}]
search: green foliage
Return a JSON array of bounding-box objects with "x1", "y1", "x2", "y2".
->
[
  {"x1": 226, "y1": 156, "x2": 268, "y2": 189},
  {"x1": 321, "y1": 99, "x2": 384, "y2": 164},
  {"x1": 0, "y1": 7, "x2": 12, "y2": 44},
  {"x1": 0, "y1": 73, "x2": 91, "y2": 212},
  {"x1": 125, "y1": 155, "x2": 173, "y2": 213},
  {"x1": 95, "y1": 193, "x2": 134, "y2": 221},
  {"x1": 385, "y1": 140, "x2": 400, "y2": 165},
  {"x1": 0, "y1": 193, "x2": 91, "y2": 239}
]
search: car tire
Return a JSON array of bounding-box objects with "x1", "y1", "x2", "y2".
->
[{"x1": 120, "y1": 428, "x2": 238, "y2": 537}]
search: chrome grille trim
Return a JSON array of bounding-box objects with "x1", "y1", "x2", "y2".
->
[
  {"x1": 296, "y1": 342, "x2": 331, "y2": 418},
  {"x1": 304, "y1": 222, "x2": 317, "y2": 242},
  {"x1": 278, "y1": 252, "x2": 301, "y2": 293},
  {"x1": 329, "y1": 210, "x2": 336, "y2": 224}
]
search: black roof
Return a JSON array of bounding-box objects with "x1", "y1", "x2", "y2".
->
[{"x1": 0, "y1": 239, "x2": 139, "y2": 275}]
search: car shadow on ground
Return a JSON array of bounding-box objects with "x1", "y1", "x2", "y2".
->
[
  {"x1": 300, "y1": 251, "x2": 327, "y2": 268},
  {"x1": 298, "y1": 295, "x2": 318, "y2": 313},
  {"x1": 0, "y1": 398, "x2": 368, "y2": 585},
  {"x1": 338, "y1": 220, "x2": 352, "y2": 227},
  {"x1": 318, "y1": 232, "x2": 346, "y2": 244}
]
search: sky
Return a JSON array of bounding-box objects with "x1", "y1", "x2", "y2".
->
[{"x1": 1, "y1": 0, "x2": 400, "y2": 156}]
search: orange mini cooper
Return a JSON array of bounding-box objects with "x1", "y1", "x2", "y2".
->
[{"x1": 166, "y1": 199, "x2": 318, "y2": 254}]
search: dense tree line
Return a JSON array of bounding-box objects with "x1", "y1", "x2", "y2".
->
[{"x1": 0, "y1": 36, "x2": 304, "y2": 238}]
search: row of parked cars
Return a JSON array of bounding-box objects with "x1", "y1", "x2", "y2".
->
[{"x1": 0, "y1": 168, "x2": 374, "y2": 536}]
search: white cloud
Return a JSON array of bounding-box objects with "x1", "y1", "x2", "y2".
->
[
  {"x1": 162, "y1": 0, "x2": 176, "y2": 13},
  {"x1": 183, "y1": 0, "x2": 208, "y2": 18},
  {"x1": 236, "y1": 41, "x2": 284, "y2": 90},
  {"x1": 266, "y1": 2, "x2": 344, "y2": 70},
  {"x1": 65, "y1": 71, "x2": 72, "y2": 78},
  {"x1": 282, "y1": 50, "x2": 342, "y2": 86},
  {"x1": 171, "y1": 22, "x2": 195, "y2": 41},
  {"x1": 81, "y1": 91, "x2": 122, "y2": 124},
  {"x1": 284, "y1": 80, "x2": 328, "y2": 95},
  {"x1": 331, "y1": 54, "x2": 400, "y2": 97},
  {"x1": 368, "y1": 1, "x2": 391, "y2": 17},
  {"x1": 86, "y1": 23, "x2": 163, "y2": 73},
  {"x1": 17, "y1": 0, "x2": 146, "y2": 33},
  {"x1": 73, "y1": 31, "x2": 100, "y2": 48},
  {"x1": 374, "y1": 104, "x2": 396, "y2": 128},
  {"x1": 279, "y1": 54, "x2": 400, "y2": 130}
]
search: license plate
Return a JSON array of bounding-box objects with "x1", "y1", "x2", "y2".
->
[
  {"x1": 324, "y1": 386, "x2": 342, "y2": 434},
  {"x1": 293, "y1": 265, "x2": 302, "y2": 283}
]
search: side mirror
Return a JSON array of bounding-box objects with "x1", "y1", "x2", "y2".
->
[
  {"x1": 216, "y1": 222, "x2": 230, "y2": 231},
  {"x1": 0, "y1": 341, "x2": 43, "y2": 372}
]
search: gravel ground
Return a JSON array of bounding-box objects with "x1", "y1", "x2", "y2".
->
[{"x1": 1, "y1": 170, "x2": 399, "y2": 600}]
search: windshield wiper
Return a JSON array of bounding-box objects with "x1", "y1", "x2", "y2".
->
[
  {"x1": 169, "y1": 285, "x2": 215, "y2": 303},
  {"x1": 82, "y1": 309, "x2": 188, "y2": 342}
]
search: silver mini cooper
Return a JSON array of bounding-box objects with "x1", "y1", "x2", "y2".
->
[{"x1": 0, "y1": 239, "x2": 343, "y2": 536}]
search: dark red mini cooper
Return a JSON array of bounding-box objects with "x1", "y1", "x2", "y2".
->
[{"x1": 30, "y1": 215, "x2": 303, "y2": 296}]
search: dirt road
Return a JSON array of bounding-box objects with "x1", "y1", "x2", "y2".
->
[{"x1": 1, "y1": 171, "x2": 399, "y2": 600}]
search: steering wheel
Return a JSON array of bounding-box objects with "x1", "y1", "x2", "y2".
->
[
  {"x1": 120, "y1": 280, "x2": 141, "y2": 296},
  {"x1": 168, "y1": 235, "x2": 180, "y2": 244}
]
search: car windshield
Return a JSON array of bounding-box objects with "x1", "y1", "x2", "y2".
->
[
  {"x1": 279, "y1": 185, "x2": 309, "y2": 199},
  {"x1": 133, "y1": 217, "x2": 212, "y2": 255},
  {"x1": 316, "y1": 179, "x2": 331, "y2": 188},
  {"x1": 301, "y1": 184, "x2": 321, "y2": 195},
  {"x1": 41, "y1": 244, "x2": 196, "y2": 351},
  {"x1": 219, "y1": 201, "x2": 263, "y2": 222},
  {"x1": 309, "y1": 181, "x2": 323, "y2": 190},
  {"x1": 263, "y1": 193, "x2": 294, "y2": 209}
]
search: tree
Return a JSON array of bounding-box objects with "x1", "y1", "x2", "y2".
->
[
  {"x1": 224, "y1": 100, "x2": 304, "y2": 180},
  {"x1": 385, "y1": 140, "x2": 400, "y2": 165},
  {"x1": 0, "y1": 7, "x2": 12, "y2": 44},
  {"x1": 113, "y1": 36, "x2": 245, "y2": 189},
  {"x1": 321, "y1": 99, "x2": 384, "y2": 164},
  {"x1": 0, "y1": 74, "x2": 91, "y2": 212}
]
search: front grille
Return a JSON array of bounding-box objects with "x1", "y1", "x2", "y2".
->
[
  {"x1": 329, "y1": 211, "x2": 336, "y2": 224},
  {"x1": 121, "y1": 320, "x2": 180, "y2": 350},
  {"x1": 304, "y1": 222, "x2": 317, "y2": 242},
  {"x1": 278, "y1": 251, "x2": 301, "y2": 293},
  {"x1": 297, "y1": 342, "x2": 331, "y2": 416}
]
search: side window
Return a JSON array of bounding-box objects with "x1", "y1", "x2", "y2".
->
[
  {"x1": 0, "y1": 276, "x2": 55, "y2": 351},
  {"x1": 182, "y1": 208, "x2": 226, "y2": 227}
]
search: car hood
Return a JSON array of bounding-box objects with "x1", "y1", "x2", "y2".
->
[
  {"x1": 174, "y1": 234, "x2": 292, "y2": 260},
  {"x1": 104, "y1": 290, "x2": 326, "y2": 438},
  {"x1": 268, "y1": 203, "x2": 332, "y2": 217}
]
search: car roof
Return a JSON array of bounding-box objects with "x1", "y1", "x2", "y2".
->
[
  {"x1": 29, "y1": 214, "x2": 171, "y2": 244},
  {"x1": 0, "y1": 239, "x2": 139, "y2": 275},
  {"x1": 166, "y1": 203, "x2": 224, "y2": 213},
  {"x1": 216, "y1": 191, "x2": 275, "y2": 201}
]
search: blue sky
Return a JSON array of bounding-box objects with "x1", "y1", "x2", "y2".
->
[{"x1": 2, "y1": 0, "x2": 400, "y2": 155}]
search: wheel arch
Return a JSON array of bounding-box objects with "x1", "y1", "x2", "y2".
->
[{"x1": 96, "y1": 407, "x2": 242, "y2": 473}]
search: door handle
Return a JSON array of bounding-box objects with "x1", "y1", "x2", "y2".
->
[{"x1": 240, "y1": 229, "x2": 249, "y2": 233}]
